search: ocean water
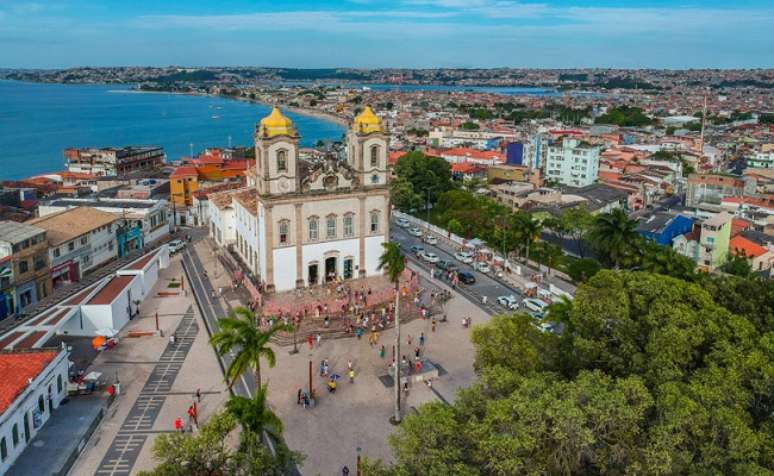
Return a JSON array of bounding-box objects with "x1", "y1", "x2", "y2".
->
[{"x1": 0, "y1": 80, "x2": 346, "y2": 180}]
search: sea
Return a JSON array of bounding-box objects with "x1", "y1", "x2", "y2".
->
[{"x1": 0, "y1": 80, "x2": 347, "y2": 180}]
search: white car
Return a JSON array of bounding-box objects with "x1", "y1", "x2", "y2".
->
[
  {"x1": 168, "y1": 239, "x2": 186, "y2": 254},
  {"x1": 408, "y1": 227, "x2": 423, "y2": 237},
  {"x1": 454, "y1": 251, "x2": 474, "y2": 264},
  {"x1": 497, "y1": 294, "x2": 519, "y2": 310},
  {"x1": 522, "y1": 298, "x2": 548, "y2": 314},
  {"x1": 423, "y1": 235, "x2": 438, "y2": 245},
  {"x1": 396, "y1": 218, "x2": 410, "y2": 228},
  {"x1": 420, "y1": 251, "x2": 440, "y2": 264},
  {"x1": 473, "y1": 261, "x2": 491, "y2": 273},
  {"x1": 534, "y1": 321, "x2": 555, "y2": 333}
]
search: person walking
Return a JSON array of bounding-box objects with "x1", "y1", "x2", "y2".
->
[
  {"x1": 307, "y1": 334, "x2": 314, "y2": 350},
  {"x1": 348, "y1": 368, "x2": 355, "y2": 383},
  {"x1": 315, "y1": 333, "x2": 322, "y2": 348},
  {"x1": 379, "y1": 345, "x2": 385, "y2": 359},
  {"x1": 431, "y1": 318, "x2": 437, "y2": 333},
  {"x1": 297, "y1": 388, "x2": 302, "y2": 405},
  {"x1": 407, "y1": 334, "x2": 412, "y2": 346},
  {"x1": 174, "y1": 417, "x2": 184, "y2": 433},
  {"x1": 419, "y1": 332, "x2": 425, "y2": 346},
  {"x1": 195, "y1": 388, "x2": 201, "y2": 403}
]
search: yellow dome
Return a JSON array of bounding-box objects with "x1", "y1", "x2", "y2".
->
[
  {"x1": 353, "y1": 106, "x2": 383, "y2": 134},
  {"x1": 258, "y1": 106, "x2": 296, "y2": 138}
]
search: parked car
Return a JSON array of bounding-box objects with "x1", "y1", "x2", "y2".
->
[
  {"x1": 528, "y1": 310, "x2": 546, "y2": 320},
  {"x1": 423, "y1": 235, "x2": 438, "y2": 245},
  {"x1": 168, "y1": 239, "x2": 186, "y2": 254},
  {"x1": 457, "y1": 271, "x2": 476, "y2": 285},
  {"x1": 534, "y1": 322, "x2": 556, "y2": 333},
  {"x1": 473, "y1": 261, "x2": 491, "y2": 273},
  {"x1": 420, "y1": 251, "x2": 440, "y2": 263},
  {"x1": 437, "y1": 260, "x2": 458, "y2": 272},
  {"x1": 454, "y1": 251, "x2": 474, "y2": 264},
  {"x1": 408, "y1": 227, "x2": 423, "y2": 237},
  {"x1": 522, "y1": 298, "x2": 548, "y2": 314},
  {"x1": 497, "y1": 294, "x2": 519, "y2": 310},
  {"x1": 410, "y1": 245, "x2": 425, "y2": 256},
  {"x1": 396, "y1": 218, "x2": 410, "y2": 228}
]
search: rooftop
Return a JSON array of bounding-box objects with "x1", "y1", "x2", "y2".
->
[
  {"x1": 45, "y1": 198, "x2": 157, "y2": 209},
  {"x1": 0, "y1": 348, "x2": 60, "y2": 416},
  {"x1": 0, "y1": 220, "x2": 45, "y2": 245},
  {"x1": 27, "y1": 207, "x2": 118, "y2": 246},
  {"x1": 86, "y1": 275, "x2": 135, "y2": 305}
]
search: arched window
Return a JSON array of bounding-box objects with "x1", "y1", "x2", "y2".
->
[
  {"x1": 57, "y1": 374, "x2": 63, "y2": 393},
  {"x1": 278, "y1": 220, "x2": 289, "y2": 245},
  {"x1": 12, "y1": 424, "x2": 19, "y2": 447},
  {"x1": 38, "y1": 395, "x2": 45, "y2": 413},
  {"x1": 370, "y1": 145, "x2": 379, "y2": 167},
  {"x1": 370, "y1": 211, "x2": 380, "y2": 234},
  {"x1": 277, "y1": 150, "x2": 287, "y2": 172},
  {"x1": 1, "y1": 437, "x2": 7, "y2": 461},
  {"x1": 308, "y1": 217, "x2": 319, "y2": 241},
  {"x1": 326, "y1": 215, "x2": 337, "y2": 239},
  {"x1": 343, "y1": 213, "x2": 354, "y2": 238}
]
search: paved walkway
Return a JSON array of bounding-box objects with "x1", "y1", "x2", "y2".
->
[{"x1": 69, "y1": 245, "x2": 229, "y2": 476}]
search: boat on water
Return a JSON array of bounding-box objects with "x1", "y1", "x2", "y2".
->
[{"x1": 211, "y1": 114, "x2": 220, "y2": 119}]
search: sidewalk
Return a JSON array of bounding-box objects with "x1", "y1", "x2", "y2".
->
[{"x1": 68, "y1": 248, "x2": 229, "y2": 476}]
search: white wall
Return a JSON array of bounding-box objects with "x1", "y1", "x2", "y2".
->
[
  {"x1": 364, "y1": 235, "x2": 386, "y2": 276},
  {"x1": 272, "y1": 247, "x2": 297, "y2": 292},
  {"x1": 0, "y1": 350, "x2": 69, "y2": 475}
]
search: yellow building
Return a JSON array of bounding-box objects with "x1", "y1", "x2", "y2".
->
[
  {"x1": 487, "y1": 164, "x2": 528, "y2": 183},
  {"x1": 169, "y1": 165, "x2": 199, "y2": 207}
]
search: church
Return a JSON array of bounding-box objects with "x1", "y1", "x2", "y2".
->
[{"x1": 210, "y1": 105, "x2": 391, "y2": 293}]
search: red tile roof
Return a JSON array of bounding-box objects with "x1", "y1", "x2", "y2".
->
[
  {"x1": 124, "y1": 250, "x2": 158, "y2": 271},
  {"x1": 0, "y1": 332, "x2": 24, "y2": 350},
  {"x1": 87, "y1": 275, "x2": 135, "y2": 305},
  {"x1": 170, "y1": 165, "x2": 199, "y2": 178},
  {"x1": 65, "y1": 283, "x2": 100, "y2": 306},
  {"x1": 0, "y1": 349, "x2": 59, "y2": 416},
  {"x1": 731, "y1": 218, "x2": 752, "y2": 237},
  {"x1": 730, "y1": 235, "x2": 769, "y2": 259}
]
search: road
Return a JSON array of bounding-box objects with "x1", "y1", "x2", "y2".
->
[{"x1": 390, "y1": 224, "x2": 524, "y2": 315}]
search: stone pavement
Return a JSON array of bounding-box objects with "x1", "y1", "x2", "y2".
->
[
  {"x1": 69, "y1": 249, "x2": 229, "y2": 476},
  {"x1": 261, "y1": 261, "x2": 490, "y2": 475}
]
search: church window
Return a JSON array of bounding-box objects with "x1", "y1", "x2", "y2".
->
[
  {"x1": 326, "y1": 215, "x2": 337, "y2": 239},
  {"x1": 278, "y1": 220, "x2": 289, "y2": 244},
  {"x1": 370, "y1": 145, "x2": 379, "y2": 167},
  {"x1": 343, "y1": 213, "x2": 354, "y2": 237},
  {"x1": 308, "y1": 217, "x2": 319, "y2": 241},
  {"x1": 371, "y1": 174, "x2": 379, "y2": 184},
  {"x1": 370, "y1": 211, "x2": 380, "y2": 233},
  {"x1": 277, "y1": 150, "x2": 287, "y2": 172}
]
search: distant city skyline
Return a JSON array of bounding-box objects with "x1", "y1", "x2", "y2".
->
[{"x1": 1, "y1": 0, "x2": 773, "y2": 69}]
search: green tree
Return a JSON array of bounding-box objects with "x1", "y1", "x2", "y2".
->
[
  {"x1": 566, "y1": 257, "x2": 601, "y2": 282},
  {"x1": 393, "y1": 151, "x2": 454, "y2": 205},
  {"x1": 558, "y1": 205, "x2": 594, "y2": 257},
  {"x1": 460, "y1": 121, "x2": 480, "y2": 130},
  {"x1": 390, "y1": 176, "x2": 422, "y2": 212},
  {"x1": 225, "y1": 384, "x2": 283, "y2": 445},
  {"x1": 446, "y1": 218, "x2": 464, "y2": 236},
  {"x1": 378, "y1": 242, "x2": 406, "y2": 424},
  {"x1": 721, "y1": 252, "x2": 753, "y2": 278},
  {"x1": 588, "y1": 208, "x2": 639, "y2": 268},
  {"x1": 210, "y1": 307, "x2": 288, "y2": 388},
  {"x1": 638, "y1": 240, "x2": 696, "y2": 280}
]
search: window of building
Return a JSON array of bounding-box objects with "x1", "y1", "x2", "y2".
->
[
  {"x1": 371, "y1": 174, "x2": 379, "y2": 184},
  {"x1": 343, "y1": 214, "x2": 354, "y2": 237},
  {"x1": 277, "y1": 150, "x2": 287, "y2": 172},
  {"x1": 53, "y1": 248, "x2": 60, "y2": 258},
  {"x1": 57, "y1": 374, "x2": 63, "y2": 393},
  {"x1": 18, "y1": 260, "x2": 28, "y2": 274},
  {"x1": 370, "y1": 145, "x2": 379, "y2": 167},
  {"x1": 370, "y1": 211, "x2": 380, "y2": 233},
  {"x1": 1, "y1": 437, "x2": 6, "y2": 461},
  {"x1": 326, "y1": 215, "x2": 336, "y2": 239},
  {"x1": 12, "y1": 424, "x2": 18, "y2": 447},
  {"x1": 38, "y1": 395, "x2": 45, "y2": 413},
  {"x1": 308, "y1": 217, "x2": 319, "y2": 241},
  {"x1": 68, "y1": 242, "x2": 75, "y2": 252},
  {"x1": 34, "y1": 256, "x2": 45, "y2": 271},
  {"x1": 278, "y1": 220, "x2": 289, "y2": 245}
]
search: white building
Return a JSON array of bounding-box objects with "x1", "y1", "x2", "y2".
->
[
  {"x1": 38, "y1": 197, "x2": 170, "y2": 245},
  {"x1": 210, "y1": 106, "x2": 390, "y2": 293},
  {"x1": 27, "y1": 207, "x2": 119, "y2": 289},
  {"x1": 748, "y1": 151, "x2": 774, "y2": 169},
  {"x1": 0, "y1": 347, "x2": 69, "y2": 474},
  {"x1": 429, "y1": 127, "x2": 517, "y2": 149},
  {"x1": 545, "y1": 138, "x2": 600, "y2": 187}
]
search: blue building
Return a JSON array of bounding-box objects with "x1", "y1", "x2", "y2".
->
[
  {"x1": 116, "y1": 224, "x2": 144, "y2": 257},
  {"x1": 506, "y1": 142, "x2": 524, "y2": 165},
  {"x1": 637, "y1": 213, "x2": 694, "y2": 246}
]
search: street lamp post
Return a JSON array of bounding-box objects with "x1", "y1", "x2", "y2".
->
[
  {"x1": 289, "y1": 323, "x2": 298, "y2": 355},
  {"x1": 356, "y1": 447, "x2": 362, "y2": 476}
]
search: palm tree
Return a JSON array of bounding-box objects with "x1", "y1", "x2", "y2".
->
[
  {"x1": 588, "y1": 208, "x2": 639, "y2": 268},
  {"x1": 515, "y1": 213, "x2": 541, "y2": 264},
  {"x1": 225, "y1": 383, "x2": 283, "y2": 445},
  {"x1": 378, "y1": 242, "x2": 405, "y2": 424},
  {"x1": 210, "y1": 306, "x2": 288, "y2": 389}
]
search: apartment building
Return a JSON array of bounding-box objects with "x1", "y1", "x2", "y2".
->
[
  {"x1": 27, "y1": 207, "x2": 119, "y2": 289},
  {"x1": 0, "y1": 222, "x2": 50, "y2": 319},
  {"x1": 64, "y1": 146, "x2": 165, "y2": 176},
  {"x1": 685, "y1": 174, "x2": 745, "y2": 207},
  {"x1": 747, "y1": 150, "x2": 774, "y2": 169},
  {"x1": 544, "y1": 138, "x2": 600, "y2": 187}
]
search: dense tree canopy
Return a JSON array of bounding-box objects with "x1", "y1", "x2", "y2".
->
[
  {"x1": 365, "y1": 271, "x2": 774, "y2": 475},
  {"x1": 391, "y1": 151, "x2": 455, "y2": 211}
]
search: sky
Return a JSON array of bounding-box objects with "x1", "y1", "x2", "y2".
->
[{"x1": 0, "y1": 0, "x2": 772, "y2": 69}]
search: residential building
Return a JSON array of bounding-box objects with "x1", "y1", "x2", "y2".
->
[
  {"x1": 27, "y1": 208, "x2": 119, "y2": 289},
  {"x1": 747, "y1": 150, "x2": 774, "y2": 169},
  {"x1": 37, "y1": 198, "x2": 170, "y2": 249},
  {"x1": 64, "y1": 146, "x2": 165, "y2": 176},
  {"x1": 544, "y1": 138, "x2": 600, "y2": 187},
  {"x1": 232, "y1": 189, "x2": 260, "y2": 277},
  {"x1": 637, "y1": 213, "x2": 695, "y2": 246},
  {"x1": 729, "y1": 235, "x2": 774, "y2": 273},
  {"x1": 679, "y1": 212, "x2": 733, "y2": 271},
  {"x1": 0, "y1": 222, "x2": 50, "y2": 319},
  {"x1": 0, "y1": 348, "x2": 70, "y2": 474},
  {"x1": 685, "y1": 174, "x2": 745, "y2": 207}
]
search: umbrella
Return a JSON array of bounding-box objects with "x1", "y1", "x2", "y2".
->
[
  {"x1": 91, "y1": 336, "x2": 106, "y2": 349},
  {"x1": 329, "y1": 373, "x2": 342, "y2": 380}
]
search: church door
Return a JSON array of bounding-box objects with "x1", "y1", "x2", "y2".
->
[{"x1": 325, "y1": 257, "x2": 337, "y2": 282}]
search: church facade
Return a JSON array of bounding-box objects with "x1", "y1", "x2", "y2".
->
[{"x1": 240, "y1": 106, "x2": 390, "y2": 293}]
